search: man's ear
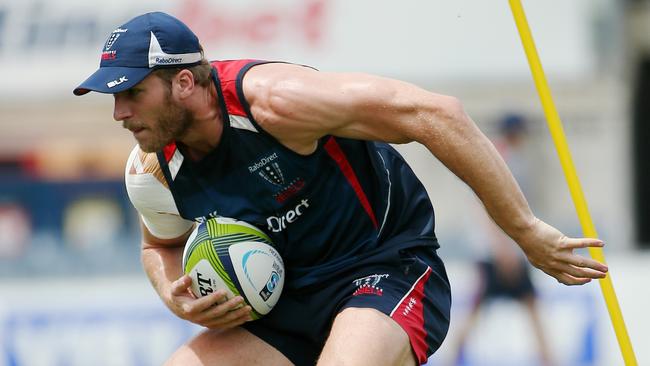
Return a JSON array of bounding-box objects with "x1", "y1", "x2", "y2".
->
[{"x1": 174, "y1": 69, "x2": 195, "y2": 99}]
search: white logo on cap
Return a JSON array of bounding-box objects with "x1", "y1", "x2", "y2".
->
[
  {"x1": 105, "y1": 34, "x2": 120, "y2": 51},
  {"x1": 148, "y1": 32, "x2": 202, "y2": 68},
  {"x1": 107, "y1": 76, "x2": 129, "y2": 88},
  {"x1": 104, "y1": 28, "x2": 128, "y2": 51}
]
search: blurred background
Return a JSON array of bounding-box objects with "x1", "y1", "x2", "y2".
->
[{"x1": 0, "y1": 0, "x2": 648, "y2": 365}]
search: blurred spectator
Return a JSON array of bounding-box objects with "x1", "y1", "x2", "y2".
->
[
  {"x1": 0, "y1": 203, "x2": 31, "y2": 258},
  {"x1": 451, "y1": 113, "x2": 553, "y2": 366},
  {"x1": 63, "y1": 196, "x2": 124, "y2": 250}
]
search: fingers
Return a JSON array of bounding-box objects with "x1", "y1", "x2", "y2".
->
[
  {"x1": 558, "y1": 263, "x2": 607, "y2": 280},
  {"x1": 539, "y1": 266, "x2": 593, "y2": 286},
  {"x1": 171, "y1": 275, "x2": 192, "y2": 296},
  {"x1": 553, "y1": 238, "x2": 608, "y2": 284},
  {"x1": 168, "y1": 276, "x2": 253, "y2": 330},
  {"x1": 191, "y1": 290, "x2": 230, "y2": 313},
  {"x1": 179, "y1": 289, "x2": 252, "y2": 328},
  {"x1": 562, "y1": 238, "x2": 604, "y2": 250},
  {"x1": 542, "y1": 252, "x2": 608, "y2": 285},
  {"x1": 193, "y1": 294, "x2": 246, "y2": 322},
  {"x1": 204, "y1": 304, "x2": 253, "y2": 329},
  {"x1": 564, "y1": 254, "x2": 609, "y2": 274},
  {"x1": 552, "y1": 271, "x2": 593, "y2": 286}
]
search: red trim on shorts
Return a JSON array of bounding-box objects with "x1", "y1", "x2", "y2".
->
[
  {"x1": 162, "y1": 143, "x2": 177, "y2": 162},
  {"x1": 390, "y1": 266, "x2": 432, "y2": 364},
  {"x1": 324, "y1": 137, "x2": 379, "y2": 229}
]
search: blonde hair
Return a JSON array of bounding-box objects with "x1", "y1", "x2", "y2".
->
[{"x1": 152, "y1": 59, "x2": 213, "y2": 89}]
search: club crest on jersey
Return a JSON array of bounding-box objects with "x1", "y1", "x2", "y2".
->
[
  {"x1": 258, "y1": 163, "x2": 285, "y2": 185},
  {"x1": 248, "y1": 153, "x2": 285, "y2": 186},
  {"x1": 248, "y1": 152, "x2": 305, "y2": 201},
  {"x1": 352, "y1": 274, "x2": 389, "y2": 296}
]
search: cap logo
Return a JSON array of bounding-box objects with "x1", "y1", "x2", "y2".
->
[
  {"x1": 148, "y1": 32, "x2": 202, "y2": 68},
  {"x1": 74, "y1": 13, "x2": 204, "y2": 96},
  {"x1": 104, "y1": 34, "x2": 119, "y2": 51},
  {"x1": 107, "y1": 76, "x2": 129, "y2": 88},
  {"x1": 104, "y1": 28, "x2": 128, "y2": 51},
  {"x1": 102, "y1": 50, "x2": 117, "y2": 60}
]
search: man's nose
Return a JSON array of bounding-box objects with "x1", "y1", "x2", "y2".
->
[{"x1": 113, "y1": 95, "x2": 133, "y2": 121}]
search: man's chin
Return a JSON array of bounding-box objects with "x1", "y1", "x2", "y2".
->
[
  {"x1": 137, "y1": 140, "x2": 169, "y2": 153},
  {"x1": 138, "y1": 145, "x2": 156, "y2": 153}
]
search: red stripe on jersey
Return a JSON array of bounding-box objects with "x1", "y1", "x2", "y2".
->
[
  {"x1": 163, "y1": 143, "x2": 177, "y2": 162},
  {"x1": 324, "y1": 137, "x2": 378, "y2": 229},
  {"x1": 212, "y1": 60, "x2": 257, "y2": 117},
  {"x1": 390, "y1": 267, "x2": 432, "y2": 364}
]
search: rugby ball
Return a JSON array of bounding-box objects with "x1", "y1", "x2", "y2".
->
[{"x1": 182, "y1": 217, "x2": 284, "y2": 319}]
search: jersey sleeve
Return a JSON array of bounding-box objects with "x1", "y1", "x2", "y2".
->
[{"x1": 124, "y1": 145, "x2": 194, "y2": 239}]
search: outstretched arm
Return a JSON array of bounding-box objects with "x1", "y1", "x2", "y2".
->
[{"x1": 243, "y1": 63, "x2": 608, "y2": 285}]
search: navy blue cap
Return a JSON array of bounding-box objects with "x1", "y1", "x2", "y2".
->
[{"x1": 73, "y1": 12, "x2": 203, "y2": 96}]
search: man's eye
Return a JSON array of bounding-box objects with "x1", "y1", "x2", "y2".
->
[{"x1": 127, "y1": 89, "x2": 141, "y2": 97}]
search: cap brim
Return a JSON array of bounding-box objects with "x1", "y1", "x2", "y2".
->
[{"x1": 73, "y1": 67, "x2": 153, "y2": 96}]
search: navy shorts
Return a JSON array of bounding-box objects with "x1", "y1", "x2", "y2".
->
[{"x1": 242, "y1": 246, "x2": 451, "y2": 365}]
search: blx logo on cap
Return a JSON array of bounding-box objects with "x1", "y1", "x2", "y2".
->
[{"x1": 107, "y1": 76, "x2": 129, "y2": 88}]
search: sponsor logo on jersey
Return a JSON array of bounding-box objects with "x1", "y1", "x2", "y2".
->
[
  {"x1": 273, "y1": 178, "x2": 305, "y2": 203},
  {"x1": 248, "y1": 153, "x2": 285, "y2": 186},
  {"x1": 248, "y1": 153, "x2": 278, "y2": 173},
  {"x1": 266, "y1": 199, "x2": 310, "y2": 232},
  {"x1": 352, "y1": 273, "x2": 389, "y2": 296}
]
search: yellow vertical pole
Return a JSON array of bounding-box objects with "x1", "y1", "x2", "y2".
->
[{"x1": 507, "y1": 1, "x2": 637, "y2": 364}]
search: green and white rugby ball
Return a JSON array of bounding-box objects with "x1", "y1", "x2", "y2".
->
[{"x1": 182, "y1": 217, "x2": 284, "y2": 319}]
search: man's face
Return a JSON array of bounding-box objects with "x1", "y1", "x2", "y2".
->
[{"x1": 113, "y1": 73, "x2": 193, "y2": 152}]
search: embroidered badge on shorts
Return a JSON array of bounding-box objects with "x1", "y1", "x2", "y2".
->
[{"x1": 352, "y1": 274, "x2": 389, "y2": 296}]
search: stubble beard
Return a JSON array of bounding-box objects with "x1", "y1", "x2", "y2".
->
[{"x1": 138, "y1": 96, "x2": 194, "y2": 153}]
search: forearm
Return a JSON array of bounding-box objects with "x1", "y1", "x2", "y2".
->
[
  {"x1": 459, "y1": 133, "x2": 535, "y2": 241},
  {"x1": 141, "y1": 244, "x2": 185, "y2": 301},
  {"x1": 421, "y1": 107, "x2": 536, "y2": 242}
]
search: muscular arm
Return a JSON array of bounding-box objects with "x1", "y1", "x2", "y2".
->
[
  {"x1": 243, "y1": 63, "x2": 608, "y2": 284},
  {"x1": 244, "y1": 64, "x2": 529, "y2": 233}
]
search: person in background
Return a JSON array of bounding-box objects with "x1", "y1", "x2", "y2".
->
[{"x1": 452, "y1": 114, "x2": 553, "y2": 366}]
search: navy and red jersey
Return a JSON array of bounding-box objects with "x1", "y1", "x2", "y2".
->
[{"x1": 156, "y1": 60, "x2": 438, "y2": 289}]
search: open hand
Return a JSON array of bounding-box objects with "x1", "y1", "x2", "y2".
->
[
  {"x1": 166, "y1": 275, "x2": 254, "y2": 329},
  {"x1": 518, "y1": 218, "x2": 608, "y2": 285}
]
